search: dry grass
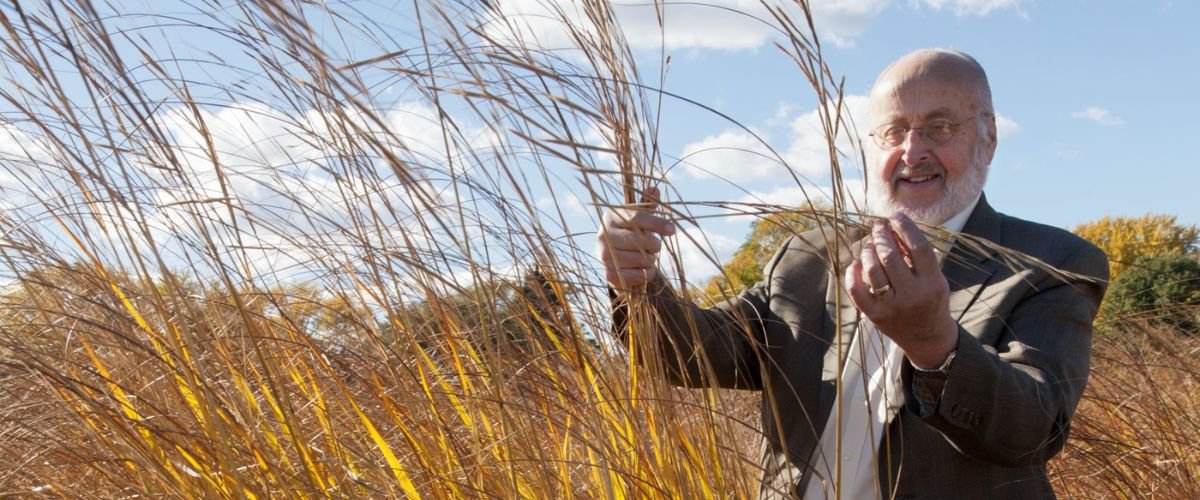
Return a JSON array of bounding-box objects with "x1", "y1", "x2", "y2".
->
[
  {"x1": 0, "y1": 0, "x2": 776, "y2": 496},
  {"x1": 0, "y1": 0, "x2": 1194, "y2": 498},
  {"x1": 1051, "y1": 320, "x2": 1200, "y2": 499}
]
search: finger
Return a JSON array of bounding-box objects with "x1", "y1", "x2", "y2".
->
[
  {"x1": 607, "y1": 266, "x2": 657, "y2": 290},
  {"x1": 640, "y1": 186, "x2": 676, "y2": 235},
  {"x1": 889, "y1": 212, "x2": 938, "y2": 273},
  {"x1": 602, "y1": 227, "x2": 663, "y2": 253},
  {"x1": 606, "y1": 248, "x2": 657, "y2": 270},
  {"x1": 640, "y1": 185, "x2": 661, "y2": 206},
  {"x1": 631, "y1": 210, "x2": 676, "y2": 236},
  {"x1": 859, "y1": 236, "x2": 891, "y2": 290},
  {"x1": 872, "y1": 219, "x2": 915, "y2": 288},
  {"x1": 844, "y1": 259, "x2": 877, "y2": 309},
  {"x1": 599, "y1": 231, "x2": 660, "y2": 290},
  {"x1": 604, "y1": 206, "x2": 675, "y2": 236}
]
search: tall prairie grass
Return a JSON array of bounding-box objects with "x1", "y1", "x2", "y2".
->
[
  {"x1": 0, "y1": 0, "x2": 782, "y2": 496},
  {"x1": 1051, "y1": 319, "x2": 1200, "y2": 498},
  {"x1": 0, "y1": 0, "x2": 1193, "y2": 498}
]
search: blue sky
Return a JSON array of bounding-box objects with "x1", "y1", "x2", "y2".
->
[
  {"x1": 510, "y1": 0, "x2": 1200, "y2": 279},
  {"x1": 2, "y1": 0, "x2": 1197, "y2": 287},
  {"x1": 648, "y1": 0, "x2": 1200, "y2": 227}
]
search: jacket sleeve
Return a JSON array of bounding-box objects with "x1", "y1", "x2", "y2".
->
[
  {"x1": 611, "y1": 237, "x2": 797, "y2": 390},
  {"x1": 902, "y1": 241, "x2": 1109, "y2": 467}
]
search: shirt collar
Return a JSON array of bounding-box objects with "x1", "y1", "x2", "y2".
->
[
  {"x1": 940, "y1": 192, "x2": 981, "y2": 233},
  {"x1": 931, "y1": 193, "x2": 981, "y2": 262}
]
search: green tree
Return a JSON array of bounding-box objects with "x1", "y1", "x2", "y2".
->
[
  {"x1": 1103, "y1": 253, "x2": 1200, "y2": 334},
  {"x1": 1073, "y1": 214, "x2": 1199, "y2": 281}
]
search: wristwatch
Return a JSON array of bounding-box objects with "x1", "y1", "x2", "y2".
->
[
  {"x1": 911, "y1": 350, "x2": 957, "y2": 416},
  {"x1": 912, "y1": 349, "x2": 957, "y2": 381}
]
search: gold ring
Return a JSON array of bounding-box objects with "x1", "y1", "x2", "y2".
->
[{"x1": 869, "y1": 283, "x2": 893, "y2": 296}]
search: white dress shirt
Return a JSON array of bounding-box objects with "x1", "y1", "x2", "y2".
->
[{"x1": 802, "y1": 195, "x2": 980, "y2": 499}]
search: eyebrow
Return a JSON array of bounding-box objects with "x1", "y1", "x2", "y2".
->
[{"x1": 876, "y1": 107, "x2": 960, "y2": 125}]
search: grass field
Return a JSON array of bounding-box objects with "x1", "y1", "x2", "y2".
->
[{"x1": 1, "y1": 1, "x2": 1196, "y2": 497}]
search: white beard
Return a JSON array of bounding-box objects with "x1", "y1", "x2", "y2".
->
[{"x1": 867, "y1": 148, "x2": 990, "y2": 225}]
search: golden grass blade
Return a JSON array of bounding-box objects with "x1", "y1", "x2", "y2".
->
[{"x1": 346, "y1": 397, "x2": 421, "y2": 498}]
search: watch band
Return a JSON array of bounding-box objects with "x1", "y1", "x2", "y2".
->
[{"x1": 912, "y1": 349, "x2": 957, "y2": 378}]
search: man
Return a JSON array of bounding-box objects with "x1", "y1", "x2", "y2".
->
[{"x1": 599, "y1": 49, "x2": 1108, "y2": 498}]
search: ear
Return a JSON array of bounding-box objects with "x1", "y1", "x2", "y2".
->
[
  {"x1": 984, "y1": 113, "x2": 998, "y2": 156},
  {"x1": 975, "y1": 113, "x2": 998, "y2": 167}
]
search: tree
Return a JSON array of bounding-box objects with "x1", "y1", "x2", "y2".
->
[
  {"x1": 702, "y1": 206, "x2": 824, "y2": 301},
  {"x1": 391, "y1": 266, "x2": 588, "y2": 354},
  {"x1": 1073, "y1": 214, "x2": 1199, "y2": 281},
  {"x1": 1103, "y1": 253, "x2": 1200, "y2": 334}
]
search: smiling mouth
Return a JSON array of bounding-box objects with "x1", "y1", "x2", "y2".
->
[{"x1": 898, "y1": 173, "x2": 940, "y2": 184}]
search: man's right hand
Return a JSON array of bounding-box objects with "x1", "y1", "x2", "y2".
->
[{"x1": 598, "y1": 186, "x2": 676, "y2": 292}]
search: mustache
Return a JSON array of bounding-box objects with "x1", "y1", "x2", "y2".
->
[{"x1": 892, "y1": 162, "x2": 944, "y2": 180}]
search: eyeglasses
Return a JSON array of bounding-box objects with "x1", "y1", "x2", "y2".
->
[{"x1": 869, "y1": 114, "x2": 984, "y2": 150}]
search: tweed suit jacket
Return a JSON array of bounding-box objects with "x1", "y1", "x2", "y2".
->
[{"x1": 617, "y1": 196, "x2": 1108, "y2": 499}]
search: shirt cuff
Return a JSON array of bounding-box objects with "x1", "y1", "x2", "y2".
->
[{"x1": 911, "y1": 371, "x2": 945, "y2": 417}]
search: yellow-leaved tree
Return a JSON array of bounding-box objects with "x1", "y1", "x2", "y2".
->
[{"x1": 1072, "y1": 214, "x2": 1199, "y2": 281}]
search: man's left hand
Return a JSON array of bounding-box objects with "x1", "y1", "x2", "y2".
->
[{"x1": 845, "y1": 212, "x2": 958, "y2": 369}]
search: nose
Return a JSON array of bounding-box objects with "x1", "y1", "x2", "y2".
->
[{"x1": 900, "y1": 128, "x2": 932, "y2": 166}]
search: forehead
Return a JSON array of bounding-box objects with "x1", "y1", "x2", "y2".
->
[{"x1": 869, "y1": 73, "x2": 983, "y2": 125}]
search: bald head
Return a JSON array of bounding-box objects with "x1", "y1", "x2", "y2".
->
[{"x1": 871, "y1": 48, "x2": 993, "y2": 115}]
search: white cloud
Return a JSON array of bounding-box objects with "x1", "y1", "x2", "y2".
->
[
  {"x1": 1071, "y1": 106, "x2": 1124, "y2": 126},
  {"x1": 484, "y1": 0, "x2": 1028, "y2": 54},
  {"x1": 383, "y1": 101, "x2": 503, "y2": 163},
  {"x1": 767, "y1": 101, "x2": 794, "y2": 126},
  {"x1": 583, "y1": 122, "x2": 619, "y2": 172},
  {"x1": 0, "y1": 122, "x2": 66, "y2": 219},
  {"x1": 917, "y1": 0, "x2": 1025, "y2": 17},
  {"x1": 0, "y1": 168, "x2": 19, "y2": 200},
  {"x1": 484, "y1": 0, "x2": 771, "y2": 52},
  {"x1": 0, "y1": 122, "x2": 51, "y2": 162},
  {"x1": 155, "y1": 102, "x2": 317, "y2": 201},
  {"x1": 678, "y1": 129, "x2": 781, "y2": 181},
  {"x1": 102, "y1": 102, "x2": 505, "y2": 291},
  {"x1": 483, "y1": 0, "x2": 889, "y2": 53},
  {"x1": 995, "y1": 113, "x2": 1020, "y2": 138},
  {"x1": 783, "y1": 94, "x2": 871, "y2": 180},
  {"x1": 537, "y1": 192, "x2": 587, "y2": 217},
  {"x1": 740, "y1": 180, "x2": 867, "y2": 211},
  {"x1": 0, "y1": 278, "x2": 16, "y2": 295},
  {"x1": 88, "y1": 99, "x2": 500, "y2": 283},
  {"x1": 623, "y1": 1, "x2": 777, "y2": 51},
  {"x1": 668, "y1": 225, "x2": 742, "y2": 284},
  {"x1": 732, "y1": 180, "x2": 868, "y2": 232},
  {"x1": 809, "y1": 0, "x2": 890, "y2": 48},
  {"x1": 151, "y1": 100, "x2": 494, "y2": 209},
  {"x1": 672, "y1": 96, "x2": 869, "y2": 209}
]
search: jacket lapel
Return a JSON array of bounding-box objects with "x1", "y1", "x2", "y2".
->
[
  {"x1": 822, "y1": 231, "x2": 864, "y2": 381},
  {"x1": 944, "y1": 196, "x2": 1003, "y2": 322}
]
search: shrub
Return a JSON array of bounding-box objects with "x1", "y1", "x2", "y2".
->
[{"x1": 1103, "y1": 253, "x2": 1200, "y2": 334}]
